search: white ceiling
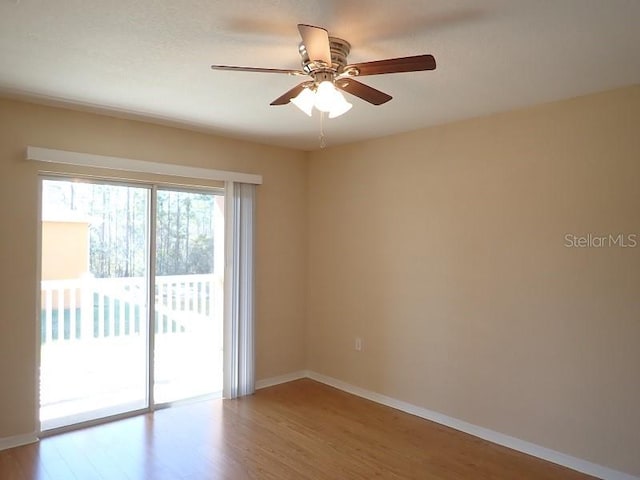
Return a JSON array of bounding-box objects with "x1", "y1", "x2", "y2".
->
[{"x1": 1, "y1": 0, "x2": 639, "y2": 151}]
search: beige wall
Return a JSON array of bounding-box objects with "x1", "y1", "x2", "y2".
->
[
  {"x1": 308, "y1": 85, "x2": 640, "y2": 475},
  {"x1": 0, "y1": 98, "x2": 308, "y2": 438}
]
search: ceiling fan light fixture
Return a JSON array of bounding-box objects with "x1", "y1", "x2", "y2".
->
[
  {"x1": 290, "y1": 87, "x2": 315, "y2": 116},
  {"x1": 290, "y1": 81, "x2": 352, "y2": 118}
]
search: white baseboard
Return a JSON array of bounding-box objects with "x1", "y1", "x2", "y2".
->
[
  {"x1": 255, "y1": 370, "x2": 309, "y2": 390},
  {"x1": 304, "y1": 371, "x2": 638, "y2": 480},
  {"x1": 0, "y1": 432, "x2": 38, "y2": 451}
]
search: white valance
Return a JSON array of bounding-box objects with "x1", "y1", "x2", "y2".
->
[{"x1": 26, "y1": 146, "x2": 263, "y2": 185}]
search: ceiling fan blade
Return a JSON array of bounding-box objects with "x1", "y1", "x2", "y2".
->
[
  {"x1": 345, "y1": 54, "x2": 436, "y2": 76},
  {"x1": 211, "y1": 65, "x2": 304, "y2": 75},
  {"x1": 270, "y1": 82, "x2": 309, "y2": 106},
  {"x1": 336, "y1": 79, "x2": 392, "y2": 105},
  {"x1": 298, "y1": 24, "x2": 332, "y2": 66}
]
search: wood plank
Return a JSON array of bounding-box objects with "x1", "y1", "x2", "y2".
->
[{"x1": 1, "y1": 379, "x2": 597, "y2": 479}]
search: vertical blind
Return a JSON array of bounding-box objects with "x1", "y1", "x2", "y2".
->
[{"x1": 223, "y1": 181, "x2": 256, "y2": 398}]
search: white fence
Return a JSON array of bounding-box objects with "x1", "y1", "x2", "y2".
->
[{"x1": 40, "y1": 274, "x2": 222, "y2": 343}]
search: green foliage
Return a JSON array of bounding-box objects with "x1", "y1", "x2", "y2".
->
[
  {"x1": 42, "y1": 180, "x2": 219, "y2": 278},
  {"x1": 155, "y1": 191, "x2": 216, "y2": 276}
]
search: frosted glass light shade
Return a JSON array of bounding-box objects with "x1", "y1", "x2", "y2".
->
[
  {"x1": 328, "y1": 91, "x2": 352, "y2": 118},
  {"x1": 314, "y1": 81, "x2": 339, "y2": 112},
  {"x1": 290, "y1": 87, "x2": 315, "y2": 116}
]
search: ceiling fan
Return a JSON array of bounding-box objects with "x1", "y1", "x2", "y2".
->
[{"x1": 211, "y1": 24, "x2": 436, "y2": 118}]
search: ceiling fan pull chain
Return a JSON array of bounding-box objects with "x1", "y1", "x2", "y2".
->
[{"x1": 319, "y1": 111, "x2": 327, "y2": 149}]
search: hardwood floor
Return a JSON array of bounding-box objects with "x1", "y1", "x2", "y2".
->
[{"x1": 0, "y1": 379, "x2": 597, "y2": 479}]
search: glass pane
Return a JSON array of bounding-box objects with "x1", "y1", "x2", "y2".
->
[
  {"x1": 40, "y1": 179, "x2": 149, "y2": 430},
  {"x1": 154, "y1": 190, "x2": 224, "y2": 404}
]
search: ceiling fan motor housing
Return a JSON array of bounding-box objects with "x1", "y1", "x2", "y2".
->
[{"x1": 299, "y1": 37, "x2": 351, "y2": 75}]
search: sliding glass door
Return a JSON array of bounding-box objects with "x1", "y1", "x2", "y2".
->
[
  {"x1": 39, "y1": 179, "x2": 223, "y2": 431},
  {"x1": 40, "y1": 179, "x2": 150, "y2": 430},
  {"x1": 153, "y1": 189, "x2": 224, "y2": 404}
]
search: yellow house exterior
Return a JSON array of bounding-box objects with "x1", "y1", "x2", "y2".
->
[
  {"x1": 41, "y1": 219, "x2": 90, "y2": 281},
  {"x1": 41, "y1": 214, "x2": 90, "y2": 310}
]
